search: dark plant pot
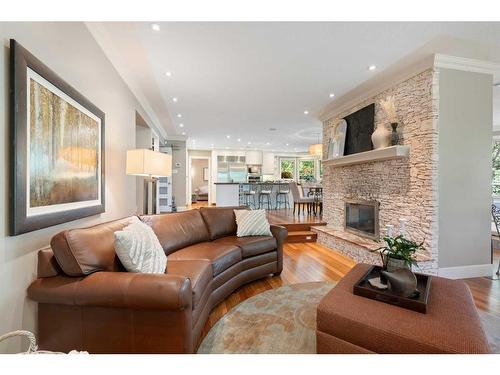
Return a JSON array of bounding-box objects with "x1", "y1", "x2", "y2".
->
[{"x1": 390, "y1": 122, "x2": 399, "y2": 146}]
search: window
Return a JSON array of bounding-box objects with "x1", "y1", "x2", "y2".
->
[
  {"x1": 298, "y1": 159, "x2": 315, "y2": 181},
  {"x1": 280, "y1": 158, "x2": 295, "y2": 179},
  {"x1": 492, "y1": 140, "x2": 500, "y2": 197}
]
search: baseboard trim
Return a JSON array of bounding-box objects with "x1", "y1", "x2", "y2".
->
[{"x1": 438, "y1": 264, "x2": 493, "y2": 279}]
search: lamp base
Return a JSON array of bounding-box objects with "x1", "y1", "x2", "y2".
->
[{"x1": 143, "y1": 177, "x2": 158, "y2": 215}]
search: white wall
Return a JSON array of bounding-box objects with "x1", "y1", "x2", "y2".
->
[
  {"x1": 438, "y1": 68, "x2": 493, "y2": 271},
  {"x1": 0, "y1": 22, "x2": 157, "y2": 352},
  {"x1": 166, "y1": 140, "x2": 188, "y2": 209}
]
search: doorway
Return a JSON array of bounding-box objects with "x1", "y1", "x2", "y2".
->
[{"x1": 188, "y1": 156, "x2": 211, "y2": 208}]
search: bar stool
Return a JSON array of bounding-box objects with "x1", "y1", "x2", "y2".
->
[
  {"x1": 258, "y1": 182, "x2": 273, "y2": 210},
  {"x1": 242, "y1": 183, "x2": 257, "y2": 208},
  {"x1": 275, "y1": 182, "x2": 290, "y2": 209}
]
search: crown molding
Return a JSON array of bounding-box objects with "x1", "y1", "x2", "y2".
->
[
  {"x1": 318, "y1": 53, "x2": 500, "y2": 123},
  {"x1": 434, "y1": 54, "x2": 500, "y2": 76}
]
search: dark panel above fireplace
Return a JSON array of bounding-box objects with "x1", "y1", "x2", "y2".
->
[{"x1": 343, "y1": 103, "x2": 375, "y2": 156}]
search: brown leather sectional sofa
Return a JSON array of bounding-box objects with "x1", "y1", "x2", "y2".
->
[{"x1": 27, "y1": 207, "x2": 287, "y2": 353}]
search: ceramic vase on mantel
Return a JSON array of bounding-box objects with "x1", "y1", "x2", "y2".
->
[{"x1": 371, "y1": 124, "x2": 391, "y2": 150}]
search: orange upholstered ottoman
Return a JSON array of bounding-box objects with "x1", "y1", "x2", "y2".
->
[{"x1": 316, "y1": 263, "x2": 491, "y2": 354}]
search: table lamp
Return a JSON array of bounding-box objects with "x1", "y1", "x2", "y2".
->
[{"x1": 126, "y1": 148, "x2": 172, "y2": 214}]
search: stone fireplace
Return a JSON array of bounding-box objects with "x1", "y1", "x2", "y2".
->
[{"x1": 314, "y1": 68, "x2": 439, "y2": 274}]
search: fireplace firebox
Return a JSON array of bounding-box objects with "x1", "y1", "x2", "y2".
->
[{"x1": 345, "y1": 200, "x2": 379, "y2": 240}]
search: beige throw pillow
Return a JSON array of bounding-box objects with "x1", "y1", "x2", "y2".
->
[
  {"x1": 234, "y1": 209, "x2": 272, "y2": 237},
  {"x1": 114, "y1": 217, "x2": 167, "y2": 274}
]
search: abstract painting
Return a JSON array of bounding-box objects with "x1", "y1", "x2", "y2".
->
[{"x1": 10, "y1": 40, "x2": 105, "y2": 235}]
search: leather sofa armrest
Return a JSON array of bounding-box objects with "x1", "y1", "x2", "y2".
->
[
  {"x1": 270, "y1": 225, "x2": 287, "y2": 274},
  {"x1": 27, "y1": 272, "x2": 192, "y2": 311},
  {"x1": 270, "y1": 224, "x2": 288, "y2": 245}
]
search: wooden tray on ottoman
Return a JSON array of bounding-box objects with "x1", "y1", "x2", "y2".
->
[{"x1": 353, "y1": 265, "x2": 432, "y2": 313}]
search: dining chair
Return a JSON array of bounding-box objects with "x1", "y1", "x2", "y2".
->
[{"x1": 289, "y1": 182, "x2": 314, "y2": 215}]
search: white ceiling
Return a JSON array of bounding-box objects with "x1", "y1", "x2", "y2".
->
[{"x1": 87, "y1": 22, "x2": 500, "y2": 150}]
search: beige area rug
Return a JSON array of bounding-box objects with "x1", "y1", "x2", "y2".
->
[
  {"x1": 197, "y1": 281, "x2": 500, "y2": 354},
  {"x1": 198, "y1": 282, "x2": 336, "y2": 353}
]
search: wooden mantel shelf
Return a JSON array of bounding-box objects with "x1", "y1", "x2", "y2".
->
[{"x1": 323, "y1": 145, "x2": 410, "y2": 168}]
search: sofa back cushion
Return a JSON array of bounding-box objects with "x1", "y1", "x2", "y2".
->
[
  {"x1": 199, "y1": 206, "x2": 245, "y2": 240},
  {"x1": 140, "y1": 210, "x2": 210, "y2": 255},
  {"x1": 37, "y1": 247, "x2": 63, "y2": 278},
  {"x1": 51, "y1": 217, "x2": 133, "y2": 276}
]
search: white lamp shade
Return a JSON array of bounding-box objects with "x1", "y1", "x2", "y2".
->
[
  {"x1": 126, "y1": 149, "x2": 172, "y2": 177},
  {"x1": 309, "y1": 143, "x2": 322, "y2": 156}
]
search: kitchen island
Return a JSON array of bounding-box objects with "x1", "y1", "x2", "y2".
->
[
  {"x1": 214, "y1": 182, "x2": 292, "y2": 208},
  {"x1": 214, "y1": 182, "x2": 241, "y2": 207}
]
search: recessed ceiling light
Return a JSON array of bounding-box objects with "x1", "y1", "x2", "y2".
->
[
  {"x1": 286, "y1": 143, "x2": 289, "y2": 146},
  {"x1": 303, "y1": 110, "x2": 309, "y2": 115},
  {"x1": 368, "y1": 65, "x2": 376, "y2": 71},
  {"x1": 266, "y1": 142, "x2": 270, "y2": 145},
  {"x1": 226, "y1": 135, "x2": 230, "y2": 139},
  {"x1": 179, "y1": 123, "x2": 184, "y2": 128},
  {"x1": 247, "y1": 141, "x2": 251, "y2": 145},
  {"x1": 172, "y1": 97, "x2": 178, "y2": 102},
  {"x1": 237, "y1": 138, "x2": 241, "y2": 142},
  {"x1": 177, "y1": 113, "x2": 182, "y2": 118},
  {"x1": 165, "y1": 71, "x2": 172, "y2": 77},
  {"x1": 329, "y1": 93, "x2": 335, "y2": 98},
  {"x1": 181, "y1": 132, "x2": 186, "y2": 135},
  {"x1": 151, "y1": 23, "x2": 160, "y2": 31}
]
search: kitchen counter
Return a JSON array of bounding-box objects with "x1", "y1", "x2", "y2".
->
[{"x1": 214, "y1": 181, "x2": 293, "y2": 207}]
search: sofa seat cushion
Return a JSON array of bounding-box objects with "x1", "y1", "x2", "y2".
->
[
  {"x1": 166, "y1": 259, "x2": 212, "y2": 309},
  {"x1": 168, "y1": 243, "x2": 242, "y2": 276},
  {"x1": 213, "y1": 236, "x2": 277, "y2": 258}
]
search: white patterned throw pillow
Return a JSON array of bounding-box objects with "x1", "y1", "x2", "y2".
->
[
  {"x1": 114, "y1": 217, "x2": 167, "y2": 274},
  {"x1": 234, "y1": 209, "x2": 272, "y2": 237}
]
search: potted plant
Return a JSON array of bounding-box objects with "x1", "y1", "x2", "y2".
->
[{"x1": 372, "y1": 235, "x2": 423, "y2": 273}]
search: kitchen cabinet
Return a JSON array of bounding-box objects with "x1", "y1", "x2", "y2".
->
[
  {"x1": 245, "y1": 150, "x2": 262, "y2": 165},
  {"x1": 262, "y1": 152, "x2": 275, "y2": 175}
]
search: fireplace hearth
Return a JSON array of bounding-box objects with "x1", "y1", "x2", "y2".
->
[{"x1": 345, "y1": 200, "x2": 379, "y2": 240}]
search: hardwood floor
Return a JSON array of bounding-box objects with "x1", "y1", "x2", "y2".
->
[{"x1": 464, "y1": 277, "x2": 500, "y2": 315}]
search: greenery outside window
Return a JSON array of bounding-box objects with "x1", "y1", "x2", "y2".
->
[
  {"x1": 492, "y1": 140, "x2": 500, "y2": 196},
  {"x1": 280, "y1": 158, "x2": 296, "y2": 179},
  {"x1": 299, "y1": 159, "x2": 315, "y2": 181}
]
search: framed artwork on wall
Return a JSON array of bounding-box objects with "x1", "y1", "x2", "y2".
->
[{"x1": 9, "y1": 39, "x2": 105, "y2": 235}]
